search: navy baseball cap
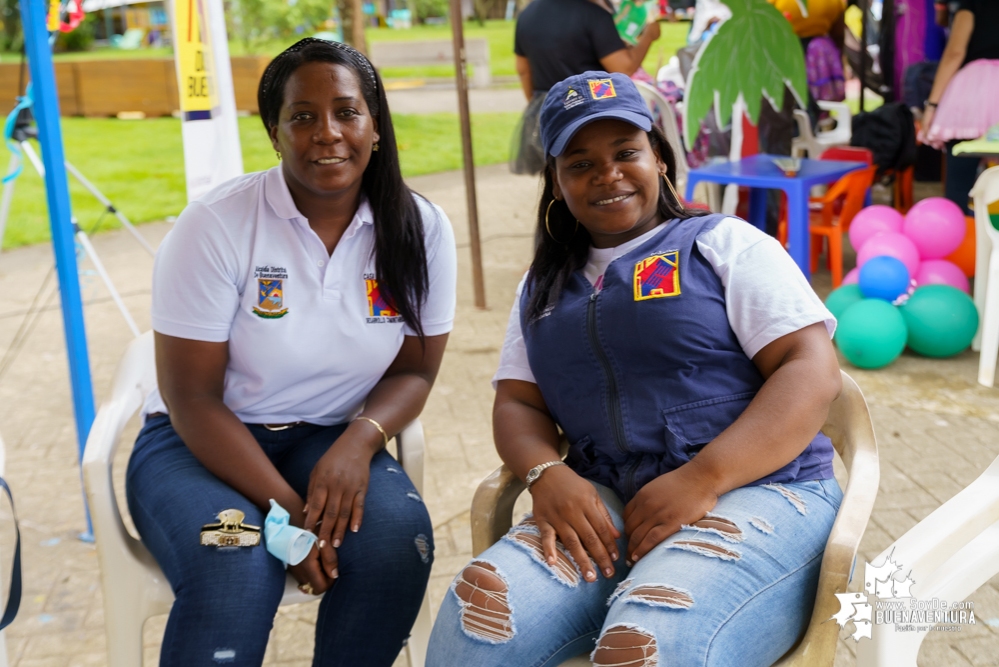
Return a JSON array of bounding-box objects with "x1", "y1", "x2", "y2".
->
[{"x1": 540, "y1": 71, "x2": 654, "y2": 158}]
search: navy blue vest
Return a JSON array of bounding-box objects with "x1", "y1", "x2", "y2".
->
[{"x1": 520, "y1": 214, "x2": 834, "y2": 502}]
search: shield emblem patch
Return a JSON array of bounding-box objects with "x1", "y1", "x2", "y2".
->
[
  {"x1": 634, "y1": 251, "x2": 681, "y2": 300},
  {"x1": 253, "y1": 278, "x2": 288, "y2": 318}
]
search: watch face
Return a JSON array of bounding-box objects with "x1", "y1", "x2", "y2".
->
[{"x1": 526, "y1": 469, "x2": 540, "y2": 484}]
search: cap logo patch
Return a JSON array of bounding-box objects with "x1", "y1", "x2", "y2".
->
[
  {"x1": 588, "y1": 79, "x2": 617, "y2": 100},
  {"x1": 634, "y1": 251, "x2": 681, "y2": 300},
  {"x1": 563, "y1": 87, "x2": 584, "y2": 110}
]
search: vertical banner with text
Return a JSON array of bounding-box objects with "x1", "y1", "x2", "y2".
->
[{"x1": 170, "y1": 0, "x2": 243, "y2": 201}]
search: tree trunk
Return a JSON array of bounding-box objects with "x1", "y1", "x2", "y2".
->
[{"x1": 352, "y1": 0, "x2": 367, "y2": 54}]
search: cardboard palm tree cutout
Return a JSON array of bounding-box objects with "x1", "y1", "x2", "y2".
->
[{"x1": 683, "y1": 0, "x2": 809, "y2": 150}]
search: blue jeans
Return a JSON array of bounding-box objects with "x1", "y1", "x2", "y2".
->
[
  {"x1": 427, "y1": 478, "x2": 842, "y2": 667},
  {"x1": 126, "y1": 415, "x2": 434, "y2": 667}
]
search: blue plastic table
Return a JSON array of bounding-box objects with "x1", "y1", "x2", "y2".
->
[{"x1": 685, "y1": 154, "x2": 866, "y2": 280}]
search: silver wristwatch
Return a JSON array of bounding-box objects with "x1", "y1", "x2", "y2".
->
[{"x1": 525, "y1": 460, "x2": 566, "y2": 489}]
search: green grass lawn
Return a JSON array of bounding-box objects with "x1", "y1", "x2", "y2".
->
[
  {"x1": 1, "y1": 111, "x2": 519, "y2": 248},
  {"x1": 8, "y1": 19, "x2": 694, "y2": 80}
]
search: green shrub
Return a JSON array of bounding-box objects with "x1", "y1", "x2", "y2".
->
[
  {"x1": 56, "y1": 14, "x2": 96, "y2": 52},
  {"x1": 415, "y1": 0, "x2": 449, "y2": 21}
]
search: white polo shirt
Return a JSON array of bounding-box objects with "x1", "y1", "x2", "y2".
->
[{"x1": 143, "y1": 166, "x2": 457, "y2": 425}]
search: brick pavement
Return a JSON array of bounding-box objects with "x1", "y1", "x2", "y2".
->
[{"x1": 0, "y1": 165, "x2": 994, "y2": 666}]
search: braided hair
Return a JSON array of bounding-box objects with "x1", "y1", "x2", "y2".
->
[{"x1": 258, "y1": 38, "x2": 430, "y2": 340}]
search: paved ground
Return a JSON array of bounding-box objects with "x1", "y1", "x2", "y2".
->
[{"x1": 0, "y1": 164, "x2": 995, "y2": 666}]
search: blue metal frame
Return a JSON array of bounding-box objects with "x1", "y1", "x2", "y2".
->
[{"x1": 21, "y1": 0, "x2": 96, "y2": 538}]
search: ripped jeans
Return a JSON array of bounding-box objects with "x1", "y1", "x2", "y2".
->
[
  {"x1": 126, "y1": 415, "x2": 433, "y2": 667},
  {"x1": 427, "y1": 477, "x2": 842, "y2": 667}
]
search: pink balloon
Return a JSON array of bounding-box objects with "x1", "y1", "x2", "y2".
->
[
  {"x1": 903, "y1": 197, "x2": 967, "y2": 260},
  {"x1": 857, "y1": 232, "x2": 921, "y2": 277},
  {"x1": 843, "y1": 267, "x2": 860, "y2": 285},
  {"x1": 914, "y1": 259, "x2": 970, "y2": 293},
  {"x1": 849, "y1": 205, "x2": 905, "y2": 251}
]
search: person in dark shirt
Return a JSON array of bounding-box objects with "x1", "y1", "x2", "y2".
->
[
  {"x1": 921, "y1": 0, "x2": 999, "y2": 213},
  {"x1": 510, "y1": 0, "x2": 662, "y2": 173}
]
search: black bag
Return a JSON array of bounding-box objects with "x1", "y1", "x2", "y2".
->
[
  {"x1": 851, "y1": 102, "x2": 917, "y2": 174},
  {"x1": 509, "y1": 92, "x2": 546, "y2": 176},
  {"x1": 0, "y1": 479, "x2": 20, "y2": 630}
]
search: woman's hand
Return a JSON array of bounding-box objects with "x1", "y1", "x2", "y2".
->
[
  {"x1": 530, "y1": 465, "x2": 621, "y2": 582},
  {"x1": 288, "y1": 546, "x2": 334, "y2": 595},
  {"x1": 304, "y1": 434, "x2": 376, "y2": 580},
  {"x1": 918, "y1": 106, "x2": 936, "y2": 143},
  {"x1": 622, "y1": 463, "x2": 719, "y2": 564}
]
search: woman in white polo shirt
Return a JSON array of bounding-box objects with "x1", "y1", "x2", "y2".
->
[{"x1": 125, "y1": 39, "x2": 456, "y2": 666}]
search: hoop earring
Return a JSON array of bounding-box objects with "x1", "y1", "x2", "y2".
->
[
  {"x1": 661, "y1": 171, "x2": 684, "y2": 212},
  {"x1": 545, "y1": 199, "x2": 579, "y2": 244}
]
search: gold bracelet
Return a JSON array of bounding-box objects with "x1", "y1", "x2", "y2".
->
[{"x1": 354, "y1": 416, "x2": 389, "y2": 447}]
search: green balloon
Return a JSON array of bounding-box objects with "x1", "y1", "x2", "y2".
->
[
  {"x1": 835, "y1": 299, "x2": 908, "y2": 369},
  {"x1": 825, "y1": 284, "x2": 865, "y2": 320},
  {"x1": 899, "y1": 285, "x2": 980, "y2": 357}
]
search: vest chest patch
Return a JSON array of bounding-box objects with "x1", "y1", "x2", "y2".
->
[{"x1": 633, "y1": 251, "x2": 680, "y2": 300}]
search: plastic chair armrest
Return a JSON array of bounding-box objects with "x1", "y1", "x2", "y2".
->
[
  {"x1": 471, "y1": 465, "x2": 523, "y2": 557},
  {"x1": 395, "y1": 419, "x2": 425, "y2": 497}
]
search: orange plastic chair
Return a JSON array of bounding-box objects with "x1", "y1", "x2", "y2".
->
[{"x1": 809, "y1": 165, "x2": 878, "y2": 287}]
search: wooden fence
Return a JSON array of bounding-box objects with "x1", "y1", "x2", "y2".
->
[{"x1": 0, "y1": 56, "x2": 272, "y2": 117}]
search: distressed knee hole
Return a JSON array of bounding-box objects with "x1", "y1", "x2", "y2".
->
[
  {"x1": 406, "y1": 491, "x2": 423, "y2": 503},
  {"x1": 385, "y1": 466, "x2": 402, "y2": 474},
  {"x1": 607, "y1": 578, "x2": 634, "y2": 606},
  {"x1": 592, "y1": 624, "x2": 658, "y2": 667},
  {"x1": 764, "y1": 483, "x2": 807, "y2": 515},
  {"x1": 212, "y1": 648, "x2": 236, "y2": 664},
  {"x1": 453, "y1": 561, "x2": 514, "y2": 643},
  {"x1": 625, "y1": 584, "x2": 694, "y2": 609},
  {"x1": 668, "y1": 539, "x2": 741, "y2": 561},
  {"x1": 682, "y1": 513, "x2": 744, "y2": 543},
  {"x1": 505, "y1": 530, "x2": 580, "y2": 586},
  {"x1": 510, "y1": 516, "x2": 537, "y2": 533},
  {"x1": 414, "y1": 534, "x2": 431, "y2": 563},
  {"x1": 749, "y1": 516, "x2": 774, "y2": 534}
]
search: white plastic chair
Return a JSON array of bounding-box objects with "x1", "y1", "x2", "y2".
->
[
  {"x1": 792, "y1": 101, "x2": 853, "y2": 159},
  {"x1": 633, "y1": 80, "x2": 722, "y2": 212},
  {"x1": 970, "y1": 166, "x2": 999, "y2": 387},
  {"x1": 81, "y1": 331, "x2": 432, "y2": 667},
  {"x1": 856, "y1": 452, "x2": 999, "y2": 666},
  {"x1": 471, "y1": 371, "x2": 880, "y2": 667}
]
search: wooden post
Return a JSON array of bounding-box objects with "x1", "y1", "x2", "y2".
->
[
  {"x1": 449, "y1": 0, "x2": 487, "y2": 309},
  {"x1": 352, "y1": 0, "x2": 367, "y2": 55}
]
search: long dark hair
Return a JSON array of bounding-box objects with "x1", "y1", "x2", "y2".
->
[
  {"x1": 258, "y1": 38, "x2": 429, "y2": 340},
  {"x1": 524, "y1": 124, "x2": 706, "y2": 323}
]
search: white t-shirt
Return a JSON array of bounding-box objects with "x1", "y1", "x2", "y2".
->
[
  {"x1": 144, "y1": 166, "x2": 457, "y2": 425},
  {"x1": 494, "y1": 217, "x2": 835, "y2": 387}
]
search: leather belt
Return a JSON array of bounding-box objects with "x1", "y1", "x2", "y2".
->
[{"x1": 146, "y1": 412, "x2": 307, "y2": 432}]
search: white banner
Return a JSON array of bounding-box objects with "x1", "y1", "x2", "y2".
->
[{"x1": 169, "y1": 0, "x2": 243, "y2": 201}]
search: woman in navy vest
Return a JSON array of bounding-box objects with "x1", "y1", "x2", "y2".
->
[{"x1": 427, "y1": 71, "x2": 844, "y2": 666}]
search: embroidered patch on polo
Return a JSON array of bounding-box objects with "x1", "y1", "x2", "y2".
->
[
  {"x1": 634, "y1": 251, "x2": 681, "y2": 300},
  {"x1": 253, "y1": 278, "x2": 288, "y2": 318},
  {"x1": 365, "y1": 274, "x2": 403, "y2": 323},
  {"x1": 588, "y1": 79, "x2": 617, "y2": 100}
]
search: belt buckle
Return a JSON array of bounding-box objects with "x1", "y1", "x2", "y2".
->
[
  {"x1": 200, "y1": 509, "x2": 261, "y2": 548},
  {"x1": 263, "y1": 422, "x2": 298, "y2": 431}
]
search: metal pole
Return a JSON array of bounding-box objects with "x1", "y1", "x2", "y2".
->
[
  {"x1": 449, "y1": 0, "x2": 487, "y2": 309},
  {"x1": 20, "y1": 0, "x2": 96, "y2": 540},
  {"x1": 859, "y1": 0, "x2": 868, "y2": 112}
]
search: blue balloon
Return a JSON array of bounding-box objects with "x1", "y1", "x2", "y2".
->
[{"x1": 859, "y1": 256, "x2": 911, "y2": 302}]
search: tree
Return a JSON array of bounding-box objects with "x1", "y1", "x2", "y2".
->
[
  {"x1": 683, "y1": 0, "x2": 808, "y2": 150},
  {"x1": 228, "y1": 0, "x2": 336, "y2": 54}
]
